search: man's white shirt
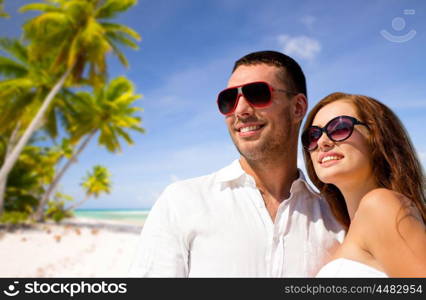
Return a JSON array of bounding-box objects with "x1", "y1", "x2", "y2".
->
[{"x1": 129, "y1": 160, "x2": 345, "y2": 277}]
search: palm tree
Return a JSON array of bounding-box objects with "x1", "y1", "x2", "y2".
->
[
  {"x1": 0, "y1": 38, "x2": 70, "y2": 215},
  {"x1": 5, "y1": 144, "x2": 58, "y2": 213},
  {"x1": 67, "y1": 165, "x2": 111, "y2": 210},
  {"x1": 33, "y1": 76, "x2": 144, "y2": 220},
  {"x1": 0, "y1": 0, "x2": 8, "y2": 18},
  {"x1": 0, "y1": 38, "x2": 70, "y2": 137},
  {"x1": 0, "y1": 0, "x2": 141, "y2": 213}
]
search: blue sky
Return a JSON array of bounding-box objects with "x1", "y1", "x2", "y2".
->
[{"x1": 1, "y1": 0, "x2": 425, "y2": 209}]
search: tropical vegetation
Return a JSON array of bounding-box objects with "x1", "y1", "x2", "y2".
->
[
  {"x1": 0, "y1": 0, "x2": 143, "y2": 224},
  {"x1": 0, "y1": 0, "x2": 8, "y2": 18}
]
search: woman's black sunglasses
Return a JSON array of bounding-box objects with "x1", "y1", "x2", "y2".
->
[
  {"x1": 217, "y1": 81, "x2": 298, "y2": 115},
  {"x1": 302, "y1": 115, "x2": 368, "y2": 151}
]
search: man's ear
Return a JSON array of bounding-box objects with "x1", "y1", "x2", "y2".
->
[{"x1": 292, "y1": 94, "x2": 308, "y2": 123}]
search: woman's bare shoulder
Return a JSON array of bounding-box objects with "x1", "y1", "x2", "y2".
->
[
  {"x1": 350, "y1": 189, "x2": 426, "y2": 276},
  {"x1": 351, "y1": 188, "x2": 423, "y2": 235},
  {"x1": 359, "y1": 188, "x2": 421, "y2": 220}
]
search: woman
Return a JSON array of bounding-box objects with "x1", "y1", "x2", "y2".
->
[{"x1": 301, "y1": 92, "x2": 426, "y2": 277}]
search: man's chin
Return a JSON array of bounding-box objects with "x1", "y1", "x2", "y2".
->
[
  {"x1": 232, "y1": 135, "x2": 268, "y2": 158},
  {"x1": 236, "y1": 145, "x2": 266, "y2": 161}
]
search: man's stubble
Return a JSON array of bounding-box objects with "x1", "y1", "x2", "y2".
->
[{"x1": 230, "y1": 109, "x2": 296, "y2": 166}]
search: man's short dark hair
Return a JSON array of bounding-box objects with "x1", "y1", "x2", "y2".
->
[{"x1": 232, "y1": 50, "x2": 307, "y2": 98}]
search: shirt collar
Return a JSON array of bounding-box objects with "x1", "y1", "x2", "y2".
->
[
  {"x1": 215, "y1": 159, "x2": 246, "y2": 183},
  {"x1": 290, "y1": 170, "x2": 320, "y2": 197},
  {"x1": 216, "y1": 159, "x2": 319, "y2": 197}
]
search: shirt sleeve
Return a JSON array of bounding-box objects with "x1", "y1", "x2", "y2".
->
[{"x1": 128, "y1": 184, "x2": 188, "y2": 277}]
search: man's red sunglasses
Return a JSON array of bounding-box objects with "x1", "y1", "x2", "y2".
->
[{"x1": 217, "y1": 81, "x2": 298, "y2": 115}]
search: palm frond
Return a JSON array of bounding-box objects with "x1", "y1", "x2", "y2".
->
[
  {"x1": 0, "y1": 93, "x2": 45, "y2": 136},
  {"x1": 0, "y1": 0, "x2": 9, "y2": 18},
  {"x1": 95, "y1": 0, "x2": 137, "y2": 19},
  {"x1": 66, "y1": 35, "x2": 83, "y2": 71},
  {"x1": 53, "y1": 88, "x2": 78, "y2": 130},
  {"x1": 0, "y1": 78, "x2": 35, "y2": 98},
  {"x1": 63, "y1": 0, "x2": 92, "y2": 21},
  {"x1": 107, "y1": 40, "x2": 128, "y2": 67},
  {"x1": 114, "y1": 127, "x2": 134, "y2": 145},
  {"x1": 105, "y1": 31, "x2": 139, "y2": 49},
  {"x1": 22, "y1": 12, "x2": 71, "y2": 42},
  {"x1": 106, "y1": 76, "x2": 133, "y2": 100},
  {"x1": 99, "y1": 124, "x2": 119, "y2": 152},
  {"x1": 114, "y1": 93, "x2": 142, "y2": 108},
  {"x1": 44, "y1": 105, "x2": 59, "y2": 138},
  {"x1": 46, "y1": 0, "x2": 65, "y2": 5},
  {"x1": 101, "y1": 22, "x2": 141, "y2": 41},
  {"x1": 82, "y1": 18, "x2": 113, "y2": 53},
  {"x1": 130, "y1": 126, "x2": 145, "y2": 134},
  {"x1": 0, "y1": 91, "x2": 37, "y2": 134},
  {"x1": 19, "y1": 3, "x2": 61, "y2": 13},
  {"x1": 26, "y1": 38, "x2": 62, "y2": 65},
  {"x1": 0, "y1": 57, "x2": 28, "y2": 79},
  {"x1": 0, "y1": 38, "x2": 29, "y2": 64}
]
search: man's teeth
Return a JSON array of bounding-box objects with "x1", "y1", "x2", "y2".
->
[
  {"x1": 321, "y1": 156, "x2": 342, "y2": 163},
  {"x1": 240, "y1": 125, "x2": 261, "y2": 133}
]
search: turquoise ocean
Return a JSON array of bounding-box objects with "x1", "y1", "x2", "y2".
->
[{"x1": 74, "y1": 209, "x2": 150, "y2": 226}]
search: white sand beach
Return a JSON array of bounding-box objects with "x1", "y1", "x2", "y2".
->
[{"x1": 0, "y1": 218, "x2": 143, "y2": 277}]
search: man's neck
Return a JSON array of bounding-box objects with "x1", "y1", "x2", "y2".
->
[{"x1": 239, "y1": 155, "x2": 299, "y2": 221}]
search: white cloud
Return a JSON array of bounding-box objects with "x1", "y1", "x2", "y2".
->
[{"x1": 277, "y1": 35, "x2": 321, "y2": 60}]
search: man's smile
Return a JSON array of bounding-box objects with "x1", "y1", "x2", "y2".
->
[{"x1": 236, "y1": 123, "x2": 266, "y2": 137}]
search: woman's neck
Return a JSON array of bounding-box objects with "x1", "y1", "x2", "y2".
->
[{"x1": 337, "y1": 177, "x2": 379, "y2": 220}]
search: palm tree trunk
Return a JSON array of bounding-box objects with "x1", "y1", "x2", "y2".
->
[
  {"x1": 0, "y1": 179, "x2": 6, "y2": 215},
  {"x1": 0, "y1": 67, "x2": 72, "y2": 216},
  {"x1": 66, "y1": 194, "x2": 90, "y2": 212},
  {"x1": 0, "y1": 123, "x2": 21, "y2": 215},
  {"x1": 33, "y1": 129, "x2": 97, "y2": 221}
]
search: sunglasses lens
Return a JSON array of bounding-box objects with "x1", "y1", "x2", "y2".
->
[
  {"x1": 242, "y1": 82, "x2": 271, "y2": 106},
  {"x1": 327, "y1": 117, "x2": 353, "y2": 141},
  {"x1": 217, "y1": 82, "x2": 272, "y2": 115},
  {"x1": 302, "y1": 127, "x2": 323, "y2": 151},
  {"x1": 303, "y1": 116, "x2": 362, "y2": 151},
  {"x1": 218, "y1": 88, "x2": 238, "y2": 114}
]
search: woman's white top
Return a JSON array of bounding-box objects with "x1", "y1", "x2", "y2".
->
[{"x1": 316, "y1": 258, "x2": 388, "y2": 277}]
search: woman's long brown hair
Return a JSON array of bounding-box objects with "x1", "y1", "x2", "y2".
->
[{"x1": 302, "y1": 92, "x2": 426, "y2": 229}]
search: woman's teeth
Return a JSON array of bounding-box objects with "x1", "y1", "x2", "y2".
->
[{"x1": 321, "y1": 156, "x2": 342, "y2": 163}]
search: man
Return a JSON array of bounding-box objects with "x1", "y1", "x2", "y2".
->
[{"x1": 130, "y1": 50, "x2": 344, "y2": 277}]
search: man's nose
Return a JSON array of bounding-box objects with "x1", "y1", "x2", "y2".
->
[{"x1": 233, "y1": 94, "x2": 255, "y2": 117}]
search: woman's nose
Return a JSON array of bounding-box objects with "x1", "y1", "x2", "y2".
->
[{"x1": 317, "y1": 131, "x2": 334, "y2": 150}]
